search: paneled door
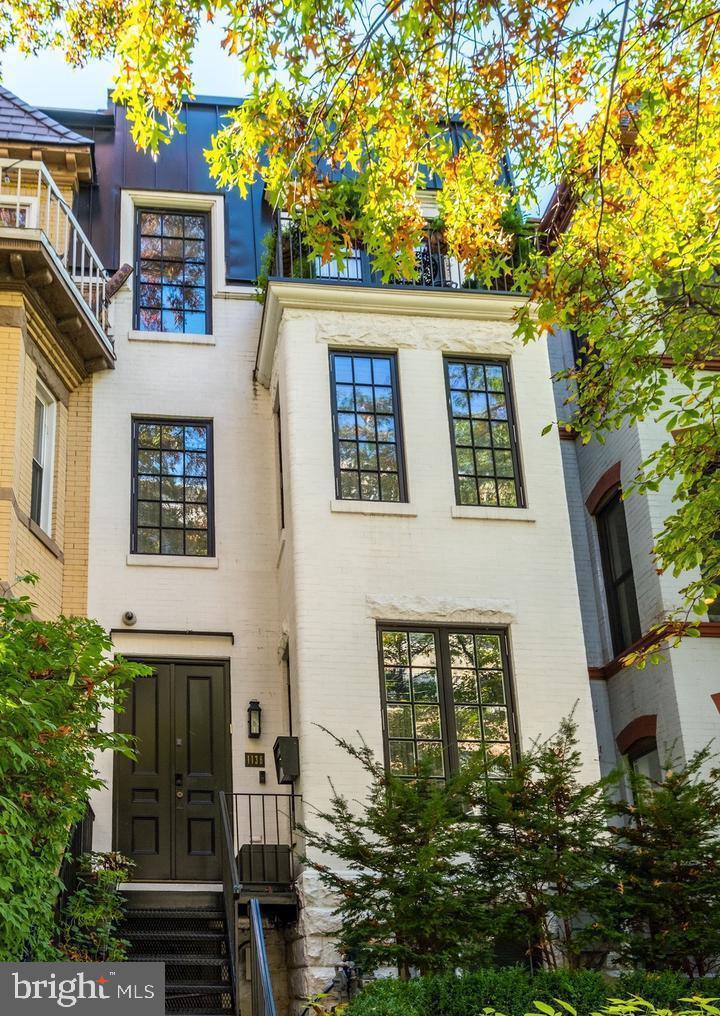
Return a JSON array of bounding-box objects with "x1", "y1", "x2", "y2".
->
[{"x1": 115, "y1": 660, "x2": 230, "y2": 881}]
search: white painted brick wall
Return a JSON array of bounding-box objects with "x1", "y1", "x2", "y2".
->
[
  {"x1": 273, "y1": 306, "x2": 600, "y2": 812},
  {"x1": 87, "y1": 282, "x2": 289, "y2": 849}
]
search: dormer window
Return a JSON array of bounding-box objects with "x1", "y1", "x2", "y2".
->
[{"x1": 135, "y1": 209, "x2": 211, "y2": 335}]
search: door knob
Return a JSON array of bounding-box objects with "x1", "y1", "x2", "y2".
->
[{"x1": 176, "y1": 790, "x2": 184, "y2": 799}]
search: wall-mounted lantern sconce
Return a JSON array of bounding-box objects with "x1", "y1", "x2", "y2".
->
[{"x1": 247, "y1": 700, "x2": 262, "y2": 739}]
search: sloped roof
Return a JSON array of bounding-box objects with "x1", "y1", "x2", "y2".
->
[{"x1": 0, "y1": 86, "x2": 92, "y2": 146}]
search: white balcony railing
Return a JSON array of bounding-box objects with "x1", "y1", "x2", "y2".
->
[{"x1": 0, "y1": 158, "x2": 109, "y2": 335}]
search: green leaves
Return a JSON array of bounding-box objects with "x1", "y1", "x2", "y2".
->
[{"x1": 0, "y1": 591, "x2": 145, "y2": 960}]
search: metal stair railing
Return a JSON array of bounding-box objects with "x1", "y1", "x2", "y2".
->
[
  {"x1": 219, "y1": 791, "x2": 240, "y2": 1016},
  {"x1": 249, "y1": 898, "x2": 276, "y2": 1016}
]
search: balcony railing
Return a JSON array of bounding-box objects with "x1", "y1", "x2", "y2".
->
[
  {"x1": 0, "y1": 158, "x2": 110, "y2": 335},
  {"x1": 271, "y1": 211, "x2": 525, "y2": 294}
]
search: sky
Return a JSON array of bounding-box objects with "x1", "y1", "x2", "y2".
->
[{"x1": 0, "y1": 25, "x2": 243, "y2": 111}]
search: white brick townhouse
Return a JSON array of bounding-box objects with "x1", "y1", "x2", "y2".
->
[{"x1": 0, "y1": 85, "x2": 717, "y2": 1014}]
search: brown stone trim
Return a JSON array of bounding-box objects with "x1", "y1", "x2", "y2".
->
[
  {"x1": 712, "y1": 693, "x2": 720, "y2": 714},
  {"x1": 0, "y1": 487, "x2": 63, "y2": 561},
  {"x1": 660, "y1": 355, "x2": 720, "y2": 372},
  {"x1": 585, "y1": 462, "x2": 622, "y2": 516},
  {"x1": 616, "y1": 714, "x2": 657, "y2": 756},
  {"x1": 28, "y1": 519, "x2": 64, "y2": 561},
  {"x1": 698, "y1": 622, "x2": 720, "y2": 637},
  {"x1": 587, "y1": 620, "x2": 720, "y2": 682}
]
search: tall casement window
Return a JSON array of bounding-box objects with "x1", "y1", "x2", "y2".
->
[
  {"x1": 30, "y1": 382, "x2": 56, "y2": 533},
  {"x1": 444, "y1": 358, "x2": 523, "y2": 507},
  {"x1": 378, "y1": 625, "x2": 516, "y2": 780},
  {"x1": 597, "y1": 490, "x2": 641, "y2": 654},
  {"x1": 135, "y1": 210, "x2": 210, "y2": 334},
  {"x1": 329, "y1": 351, "x2": 406, "y2": 502},
  {"x1": 131, "y1": 419, "x2": 214, "y2": 556}
]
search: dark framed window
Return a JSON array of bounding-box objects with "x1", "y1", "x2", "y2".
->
[
  {"x1": 444, "y1": 358, "x2": 524, "y2": 507},
  {"x1": 135, "y1": 210, "x2": 211, "y2": 334},
  {"x1": 131, "y1": 419, "x2": 214, "y2": 556},
  {"x1": 329, "y1": 351, "x2": 407, "y2": 502},
  {"x1": 628, "y1": 739, "x2": 662, "y2": 783},
  {"x1": 378, "y1": 624, "x2": 517, "y2": 780},
  {"x1": 597, "y1": 490, "x2": 641, "y2": 655},
  {"x1": 569, "y1": 329, "x2": 589, "y2": 368}
]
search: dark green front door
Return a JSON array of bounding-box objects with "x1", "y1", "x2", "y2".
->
[{"x1": 115, "y1": 660, "x2": 230, "y2": 881}]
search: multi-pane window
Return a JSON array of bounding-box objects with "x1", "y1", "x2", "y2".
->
[
  {"x1": 597, "y1": 490, "x2": 641, "y2": 654},
  {"x1": 30, "y1": 383, "x2": 55, "y2": 533},
  {"x1": 378, "y1": 626, "x2": 516, "y2": 780},
  {"x1": 135, "y1": 210, "x2": 210, "y2": 334},
  {"x1": 445, "y1": 358, "x2": 523, "y2": 507},
  {"x1": 132, "y1": 419, "x2": 214, "y2": 556},
  {"x1": 330, "y1": 351, "x2": 406, "y2": 502}
]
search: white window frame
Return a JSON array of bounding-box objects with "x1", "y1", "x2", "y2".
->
[
  {"x1": 0, "y1": 196, "x2": 39, "y2": 229},
  {"x1": 31, "y1": 380, "x2": 56, "y2": 535}
]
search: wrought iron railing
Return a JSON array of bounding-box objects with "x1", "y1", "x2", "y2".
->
[
  {"x1": 219, "y1": 792, "x2": 241, "y2": 1016},
  {"x1": 222, "y1": 791, "x2": 301, "y2": 889},
  {"x1": 271, "y1": 211, "x2": 525, "y2": 294},
  {"x1": 0, "y1": 158, "x2": 110, "y2": 333},
  {"x1": 219, "y1": 792, "x2": 302, "y2": 1016},
  {"x1": 249, "y1": 898, "x2": 277, "y2": 1016}
]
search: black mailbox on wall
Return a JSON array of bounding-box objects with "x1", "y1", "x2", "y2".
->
[{"x1": 273, "y1": 736, "x2": 300, "y2": 784}]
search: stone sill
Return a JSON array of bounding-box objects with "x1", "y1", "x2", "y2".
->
[
  {"x1": 451, "y1": 505, "x2": 536, "y2": 522},
  {"x1": 330, "y1": 499, "x2": 417, "y2": 517},
  {"x1": 126, "y1": 553, "x2": 219, "y2": 569},
  {"x1": 128, "y1": 329, "x2": 215, "y2": 346}
]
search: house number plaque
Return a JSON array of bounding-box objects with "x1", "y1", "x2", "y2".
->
[{"x1": 245, "y1": 752, "x2": 265, "y2": 767}]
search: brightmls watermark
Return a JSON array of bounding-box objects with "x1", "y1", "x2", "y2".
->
[{"x1": 0, "y1": 963, "x2": 164, "y2": 1014}]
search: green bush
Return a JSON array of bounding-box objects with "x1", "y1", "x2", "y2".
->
[
  {"x1": 0, "y1": 584, "x2": 147, "y2": 959},
  {"x1": 343, "y1": 969, "x2": 720, "y2": 1016},
  {"x1": 57, "y1": 852, "x2": 133, "y2": 961}
]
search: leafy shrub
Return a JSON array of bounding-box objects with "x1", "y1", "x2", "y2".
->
[
  {"x1": 57, "y1": 852, "x2": 133, "y2": 961},
  {"x1": 343, "y1": 970, "x2": 720, "y2": 1016},
  {"x1": 0, "y1": 584, "x2": 147, "y2": 959},
  {"x1": 527, "y1": 999, "x2": 720, "y2": 1016}
]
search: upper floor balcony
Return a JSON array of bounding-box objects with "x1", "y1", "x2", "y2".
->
[
  {"x1": 269, "y1": 210, "x2": 527, "y2": 296},
  {"x1": 0, "y1": 158, "x2": 114, "y2": 370}
]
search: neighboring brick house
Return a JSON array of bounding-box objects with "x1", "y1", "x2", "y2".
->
[
  {"x1": 0, "y1": 84, "x2": 715, "y2": 1015},
  {"x1": 0, "y1": 87, "x2": 115, "y2": 619},
  {"x1": 550, "y1": 327, "x2": 720, "y2": 783}
]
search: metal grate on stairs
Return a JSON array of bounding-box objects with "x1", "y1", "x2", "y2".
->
[{"x1": 121, "y1": 901, "x2": 233, "y2": 1016}]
